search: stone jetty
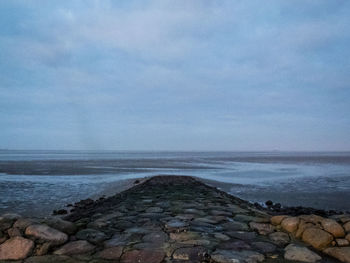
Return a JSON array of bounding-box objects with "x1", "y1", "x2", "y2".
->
[{"x1": 0, "y1": 175, "x2": 349, "y2": 263}]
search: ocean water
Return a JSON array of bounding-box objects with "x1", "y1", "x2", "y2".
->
[{"x1": 0, "y1": 150, "x2": 350, "y2": 216}]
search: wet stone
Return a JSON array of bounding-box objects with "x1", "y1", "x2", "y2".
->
[
  {"x1": 175, "y1": 214, "x2": 195, "y2": 221},
  {"x1": 217, "y1": 240, "x2": 251, "y2": 250},
  {"x1": 44, "y1": 218, "x2": 77, "y2": 235},
  {"x1": 54, "y1": 240, "x2": 95, "y2": 255},
  {"x1": 211, "y1": 249, "x2": 265, "y2": 263},
  {"x1": 210, "y1": 210, "x2": 232, "y2": 216},
  {"x1": 268, "y1": 231, "x2": 290, "y2": 246},
  {"x1": 142, "y1": 231, "x2": 168, "y2": 243},
  {"x1": 183, "y1": 209, "x2": 205, "y2": 216},
  {"x1": 222, "y1": 221, "x2": 249, "y2": 231},
  {"x1": 25, "y1": 255, "x2": 85, "y2": 263},
  {"x1": 13, "y1": 218, "x2": 37, "y2": 230},
  {"x1": 234, "y1": 214, "x2": 270, "y2": 223},
  {"x1": 249, "y1": 222, "x2": 275, "y2": 235},
  {"x1": 214, "y1": 233, "x2": 230, "y2": 241},
  {"x1": 97, "y1": 246, "x2": 123, "y2": 260},
  {"x1": 251, "y1": 241, "x2": 277, "y2": 254},
  {"x1": 165, "y1": 220, "x2": 189, "y2": 230},
  {"x1": 226, "y1": 231, "x2": 257, "y2": 240},
  {"x1": 104, "y1": 233, "x2": 130, "y2": 247},
  {"x1": 121, "y1": 249, "x2": 165, "y2": 263},
  {"x1": 25, "y1": 224, "x2": 68, "y2": 245},
  {"x1": 75, "y1": 228, "x2": 107, "y2": 245},
  {"x1": 170, "y1": 231, "x2": 200, "y2": 241},
  {"x1": 172, "y1": 246, "x2": 208, "y2": 261},
  {"x1": 145, "y1": 207, "x2": 163, "y2": 213}
]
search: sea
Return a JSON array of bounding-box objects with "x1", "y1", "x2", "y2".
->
[{"x1": 0, "y1": 150, "x2": 350, "y2": 216}]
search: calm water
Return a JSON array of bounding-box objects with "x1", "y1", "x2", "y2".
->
[{"x1": 0, "y1": 151, "x2": 350, "y2": 216}]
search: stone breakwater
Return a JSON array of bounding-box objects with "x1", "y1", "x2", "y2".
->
[{"x1": 0, "y1": 175, "x2": 349, "y2": 263}]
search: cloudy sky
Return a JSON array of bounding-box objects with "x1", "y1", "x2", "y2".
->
[{"x1": 1, "y1": 0, "x2": 349, "y2": 151}]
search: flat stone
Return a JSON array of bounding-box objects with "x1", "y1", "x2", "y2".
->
[
  {"x1": 44, "y1": 218, "x2": 77, "y2": 235},
  {"x1": 120, "y1": 249, "x2": 165, "y2": 263},
  {"x1": 184, "y1": 209, "x2": 205, "y2": 216},
  {"x1": 145, "y1": 207, "x2": 163, "y2": 213},
  {"x1": 222, "y1": 221, "x2": 249, "y2": 231},
  {"x1": 270, "y1": 215, "x2": 288, "y2": 225},
  {"x1": 218, "y1": 240, "x2": 251, "y2": 250},
  {"x1": 172, "y1": 246, "x2": 208, "y2": 261},
  {"x1": 170, "y1": 231, "x2": 200, "y2": 241},
  {"x1": 249, "y1": 222, "x2": 275, "y2": 235},
  {"x1": 252, "y1": 242, "x2": 277, "y2": 254},
  {"x1": 133, "y1": 242, "x2": 164, "y2": 249},
  {"x1": 165, "y1": 219, "x2": 189, "y2": 230},
  {"x1": 226, "y1": 231, "x2": 257, "y2": 240},
  {"x1": 104, "y1": 233, "x2": 130, "y2": 247},
  {"x1": 302, "y1": 227, "x2": 333, "y2": 250},
  {"x1": 25, "y1": 224, "x2": 68, "y2": 245},
  {"x1": 124, "y1": 227, "x2": 151, "y2": 234},
  {"x1": 281, "y1": 217, "x2": 300, "y2": 233},
  {"x1": 234, "y1": 214, "x2": 269, "y2": 223},
  {"x1": 268, "y1": 231, "x2": 290, "y2": 246},
  {"x1": 211, "y1": 249, "x2": 264, "y2": 263},
  {"x1": 225, "y1": 204, "x2": 249, "y2": 214},
  {"x1": 214, "y1": 233, "x2": 230, "y2": 241},
  {"x1": 87, "y1": 220, "x2": 108, "y2": 229},
  {"x1": 54, "y1": 240, "x2": 95, "y2": 255},
  {"x1": 336, "y1": 238, "x2": 350, "y2": 246},
  {"x1": 175, "y1": 214, "x2": 195, "y2": 221},
  {"x1": 193, "y1": 217, "x2": 219, "y2": 224},
  {"x1": 0, "y1": 236, "x2": 34, "y2": 260},
  {"x1": 323, "y1": 247, "x2": 350, "y2": 263},
  {"x1": 284, "y1": 244, "x2": 321, "y2": 263},
  {"x1": 142, "y1": 231, "x2": 168, "y2": 243},
  {"x1": 210, "y1": 210, "x2": 232, "y2": 216},
  {"x1": 97, "y1": 246, "x2": 123, "y2": 260},
  {"x1": 25, "y1": 255, "x2": 85, "y2": 263},
  {"x1": 321, "y1": 218, "x2": 345, "y2": 237},
  {"x1": 181, "y1": 239, "x2": 211, "y2": 246},
  {"x1": 76, "y1": 228, "x2": 107, "y2": 245}
]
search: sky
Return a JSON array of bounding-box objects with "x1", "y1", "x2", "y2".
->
[{"x1": 0, "y1": 0, "x2": 350, "y2": 151}]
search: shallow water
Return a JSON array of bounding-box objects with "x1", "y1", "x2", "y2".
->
[{"x1": 0, "y1": 151, "x2": 349, "y2": 216}]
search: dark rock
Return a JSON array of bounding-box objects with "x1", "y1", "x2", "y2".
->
[
  {"x1": 75, "y1": 228, "x2": 107, "y2": 245},
  {"x1": 120, "y1": 249, "x2": 165, "y2": 263},
  {"x1": 251, "y1": 241, "x2": 277, "y2": 254},
  {"x1": 265, "y1": 200, "x2": 273, "y2": 206},
  {"x1": 172, "y1": 246, "x2": 209, "y2": 261},
  {"x1": 53, "y1": 209, "x2": 68, "y2": 215}
]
